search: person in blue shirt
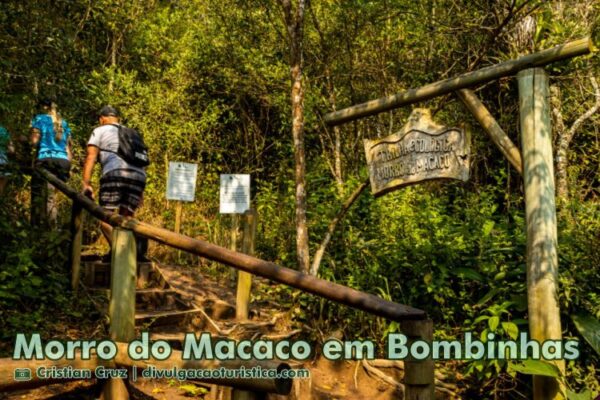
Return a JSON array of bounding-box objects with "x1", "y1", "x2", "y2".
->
[
  {"x1": 0, "y1": 123, "x2": 14, "y2": 195},
  {"x1": 30, "y1": 98, "x2": 73, "y2": 226}
]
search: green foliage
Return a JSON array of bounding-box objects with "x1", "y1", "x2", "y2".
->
[
  {"x1": 508, "y1": 359, "x2": 561, "y2": 378},
  {"x1": 508, "y1": 360, "x2": 594, "y2": 400},
  {"x1": 572, "y1": 314, "x2": 600, "y2": 356},
  {"x1": 178, "y1": 383, "x2": 209, "y2": 397},
  {"x1": 0, "y1": 0, "x2": 598, "y2": 397},
  {"x1": 0, "y1": 185, "x2": 71, "y2": 342}
]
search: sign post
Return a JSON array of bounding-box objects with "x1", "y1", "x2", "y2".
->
[
  {"x1": 167, "y1": 162, "x2": 198, "y2": 261},
  {"x1": 219, "y1": 174, "x2": 254, "y2": 318}
]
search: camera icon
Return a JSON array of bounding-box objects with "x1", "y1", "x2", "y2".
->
[{"x1": 14, "y1": 368, "x2": 31, "y2": 381}]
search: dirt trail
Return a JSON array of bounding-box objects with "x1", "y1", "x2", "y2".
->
[{"x1": 0, "y1": 262, "x2": 458, "y2": 399}]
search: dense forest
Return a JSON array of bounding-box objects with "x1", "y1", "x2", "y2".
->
[{"x1": 0, "y1": 0, "x2": 598, "y2": 398}]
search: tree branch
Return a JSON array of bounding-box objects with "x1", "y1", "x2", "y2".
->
[{"x1": 310, "y1": 179, "x2": 369, "y2": 276}]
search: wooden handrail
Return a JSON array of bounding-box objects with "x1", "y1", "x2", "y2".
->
[{"x1": 37, "y1": 168, "x2": 426, "y2": 321}]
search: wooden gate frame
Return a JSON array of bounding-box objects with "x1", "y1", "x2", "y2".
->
[{"x1": 324, "y1": 31, "x2": 598, "y2": 400}]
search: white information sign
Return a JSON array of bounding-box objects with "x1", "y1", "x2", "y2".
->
[
  {"x1": 220, "y1": 174, "x2": 250, "y2": 214},
  {"x1": 166, "y1": 162, "x2": 198, "y2": 202}
]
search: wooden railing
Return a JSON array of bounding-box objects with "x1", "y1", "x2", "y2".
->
[{"x1": 0, "y1": 167, "x2": 434, "y2": 399}]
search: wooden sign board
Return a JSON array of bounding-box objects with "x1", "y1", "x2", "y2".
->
[
  {"x1": 364, "y1": 109, "x2": 470, "y2": 196},
  {"x1": 166, "y1": 162, "x2": 198, "y2": 202},
  {"x1": 220, "y1": 174, "x2": 250, "y2": 214}
]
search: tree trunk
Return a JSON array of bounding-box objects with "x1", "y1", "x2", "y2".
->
[
  {"x1": 553, "y1": 75, "x2": 600, "y2": 201},
  {"x1": 310, "y1": 179, "x2": 369, "y2": 276},
  {"x1": 328, "y1": 73, "x2": 344, "y2": 194},
  {"x1": 108, "y1": 31, "x2": 117, "y2": 93},
  {"x1": 281, "y1": 0, "x2": 309, "y2": 273}
]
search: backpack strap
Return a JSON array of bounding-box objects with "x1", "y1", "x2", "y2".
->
[
  {"x1": 97, "y1": 124, "x2": 122, "y2": 155},
  {"x1": 109, "y1": 123, "x2": 122, "y2": 132}
]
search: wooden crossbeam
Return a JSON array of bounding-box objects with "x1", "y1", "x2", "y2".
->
[{"x1": 325, "y1": 34, "x2": 597, "y2": 126}]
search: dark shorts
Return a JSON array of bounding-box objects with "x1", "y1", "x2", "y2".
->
[
  {"x1": 99, "y1": 169, "x2": 146, "y2": 214},
  {"x1": 36, "y1": 158, "x2": 71, "y2": 181}
]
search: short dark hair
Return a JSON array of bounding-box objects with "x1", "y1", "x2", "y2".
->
[
  {"x1": 98, "y1": 105, "x2": 120, "y2": 117},
  {"x1": 37, "y1": 98, "x2": 54, "y2": 109}
]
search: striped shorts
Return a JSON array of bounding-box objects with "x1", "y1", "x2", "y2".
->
[{"x1": 99, "y1": 169, "x2": 146, "y2": 214}]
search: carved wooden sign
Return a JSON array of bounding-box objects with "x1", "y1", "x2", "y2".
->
[{"x1": 364, "y1": 109, "x2": 470, "y2": 196}]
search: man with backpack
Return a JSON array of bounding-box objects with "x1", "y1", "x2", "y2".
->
[{"x1": 83, "y1": 105, "x2": 149, "y2": 260}]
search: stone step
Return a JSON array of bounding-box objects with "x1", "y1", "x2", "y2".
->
[
  {"x1": 136, "y1": 289, "x2": 188, "y2": 312},
  {"x1": 197, "y1": 298, "x2": 235, "y2": 320},
  {"x1": 147, "y1": 330, "x2": 229, "y2": 350},
  {"x1": 81, "y1": 261, "x2": 166, "y2": 289},
  {"x1": 135, "y1": 309, "x2": 205, "y2": 328},
  {"x1": 86, "y1": 288, "x2": 187, "y2": 313}
]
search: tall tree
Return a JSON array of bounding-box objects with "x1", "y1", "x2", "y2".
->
[{"x1": 280, "y1": 0, "x2": 309, "y2": 274}]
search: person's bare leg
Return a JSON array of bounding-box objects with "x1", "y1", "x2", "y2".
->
[
  {"x1": 119, "y1": 205, "x2": 134, "y2": 217},
  {"x1": 100, "y1": 206, "x2": 117, "y2": 246},
  {"x1": 47, "y1": 183, "x2": 58, "y2": 228},
  {"x1": 100, "y1": 221, "x2": 113, "y2": 246},
  {"x1": 101, "y1": 207, "x2": 130, "y2": 252}
]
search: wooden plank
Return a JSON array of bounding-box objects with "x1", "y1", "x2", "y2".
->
[
  {"x1": 517, "y1": 68, "x2": 564, "y2": 400},
  {"x1": 236, "y1": 209, "x2": 257, "y2": 320},
  {"x1": 325, "y1": 36, "x2": 596, "y2": 125},
  {"x1": 135, "y1": 288, "x2": 177, "y2": 294},
  {"x1": 70, "y1": 203, "x2": 84, "y2": 292},
  {"x1": 135, "y1": 308, "x2": 205, "y2": 326},
  {"x1": 104, "y1": 227, "x2": 137, "y2": 400},
  {"x1": 457, "y1": 89, "x2": 523, "y2": 175}
]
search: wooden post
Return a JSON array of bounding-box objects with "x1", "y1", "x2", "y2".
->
[
  {"x1": 456, "y1": 89, "x2": 523, "y2": 175},
  {"x1": 233, "y1": 211, "x2": 258, "y2": 400},
  {"x1": 229, "y1": 214, "x2": 240, "y2": 284},
  {"x1": 103, "y1": 227, "x2": 137, "y2": 400},
  {"x1": 401, "y1": 319, "x2": 434, "y2": 400},
  {"x1": 236, "y1": 209, "x2": 257, "y2": 320},
  {"x1": 70, "y1": 203, "x2": 84, "y2": 292},
  {"x1": 517, "y1": 68, "x2": 565, "y2": 399},
  {"x1": 174, "y1": 201, "x2": 183, "y2": 234},
  {"x1": 175, "y1": 201, "x2": 183, "y2": 261}
]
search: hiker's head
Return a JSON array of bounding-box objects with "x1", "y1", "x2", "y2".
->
[
  {"x1": 37, "y1": 98, "x2": 55, "y2": 113},
  {"x1": 98, "y1": 105, "x2": 120, "y2": 125}
]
